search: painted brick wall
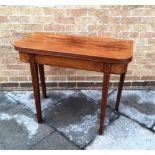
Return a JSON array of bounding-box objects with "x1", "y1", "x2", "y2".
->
[{"x1": 0, "y1": 6, "x2": 155, "y2": 88}]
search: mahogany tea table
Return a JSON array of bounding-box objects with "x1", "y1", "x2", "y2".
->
[{"x1": 14, "y1": 32, "x2": 133, "y2": 135}]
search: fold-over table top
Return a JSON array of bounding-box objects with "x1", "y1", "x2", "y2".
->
[{"x1": 14, "y1": 32, "x2": 133, "y2": 63}]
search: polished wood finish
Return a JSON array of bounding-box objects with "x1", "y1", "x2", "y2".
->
[
  {"x1": 14, "y1": 32, "x2": 133, "y2": 135},
  {"x1": 19, "y1": 52, "x2": 128, "y2": 74},
  {"x1": 38, "y1": 64, "x2": 47, "y2": 98},
  {"x1": 29, "y1": 54, "x2": 42, "y2": 123},
  {"x1": 15, "y1": 32, "x2": 133, "y2": 63},
  {"x1": 115, "y1": 73, "x2": 126, "y2": 112},
  {"x1": 99, "y1": 64, "x2": 111, "y2": 135}
]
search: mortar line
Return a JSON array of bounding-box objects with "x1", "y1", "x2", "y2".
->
[
  {"x1": 3, "y1": 89, "x2": 155, "y2": 149},
  {"x1": 40, "y1": 90, "x2": 100, "y2": 149},
  {"x1": 83, "y1": 109, "x2": 120, "y2": 149},
  {"x1": 41, "y1": 90, "x2": 114, "y2": 149},
  {"x1": 107, "y1": 105, "x2": 155, "y2": 133},
  {"x1": 28, "y1": 130, "x2": 57, "y2": 150},
  {"x1": 42, "y1": 90, "x2": 81, "y2": 114},
  {"x1": 81, "y1": 132, "x2": 98, "y2": 150},
  {"x1": 151, "y1": 122, "x2": 155, "y2": 131},
  {"x1": 120, "y1": 113, "x2": 155, "y2": 133},
  {"x1": 44, "y1": 123, "x2": 81, "y2": 149},
  {"x1": 84, "y1": 104, "x2": 155, "y2": 149}
]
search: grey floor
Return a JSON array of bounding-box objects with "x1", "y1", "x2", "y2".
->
[{"x1": 0, "y1": 89, "x2": 155, "y2": 150}]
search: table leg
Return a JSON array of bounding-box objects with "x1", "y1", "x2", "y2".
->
[
  {"x1": 38, "y1": 64, "x2": 47, "y2": 98},
  {"x1": 30, "y1": 61, "x2": 42, "y2": 123},
  {"x1": 115, "y1": 73, "x2": 126, "y2": 112},
  {"x1": 99, "y1": 65, "x2": 111, "y2": 135}
]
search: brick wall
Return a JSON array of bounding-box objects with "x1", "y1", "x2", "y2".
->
[{"x1": 0, "y1": 6, "x2": 155, "y2": 89}]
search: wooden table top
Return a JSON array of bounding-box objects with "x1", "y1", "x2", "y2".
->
[{"x1": 15, "y1": 32, "x2": 133, "y2": 63}]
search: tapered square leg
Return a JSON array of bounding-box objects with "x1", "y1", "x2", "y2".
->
[
  {"x1": 29, "y1": 55, "x2": 42, "y2": 123},
  {"x1": 115, "y1": 73, "x2": 126, "y2": 112},
  {"x1": 38, "y1": 64, "x2": 47, "y2": 98},
  {"x1": 99, "y1": 64, "x2": 111, "y2": 135}
]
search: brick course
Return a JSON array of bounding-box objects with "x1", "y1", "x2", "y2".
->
[{"x1": 0, "y1": 6, "x2": 155, "y2": 89}]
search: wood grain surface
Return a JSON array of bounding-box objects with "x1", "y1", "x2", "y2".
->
[
  {"x1": 15, "y1": 32, "x2": 133, "y2": 63},
  {"x1": 15, "y1": 32, "x2": 133, "y2": 135}
]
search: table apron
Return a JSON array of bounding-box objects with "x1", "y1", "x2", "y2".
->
[{"x1": 19, "y1": 52, "x2": 127, "y2": 74}]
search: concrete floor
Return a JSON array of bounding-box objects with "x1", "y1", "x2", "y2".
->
[{"x1": 0, "y1": 89, "x2": 155, "y2": 150}]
